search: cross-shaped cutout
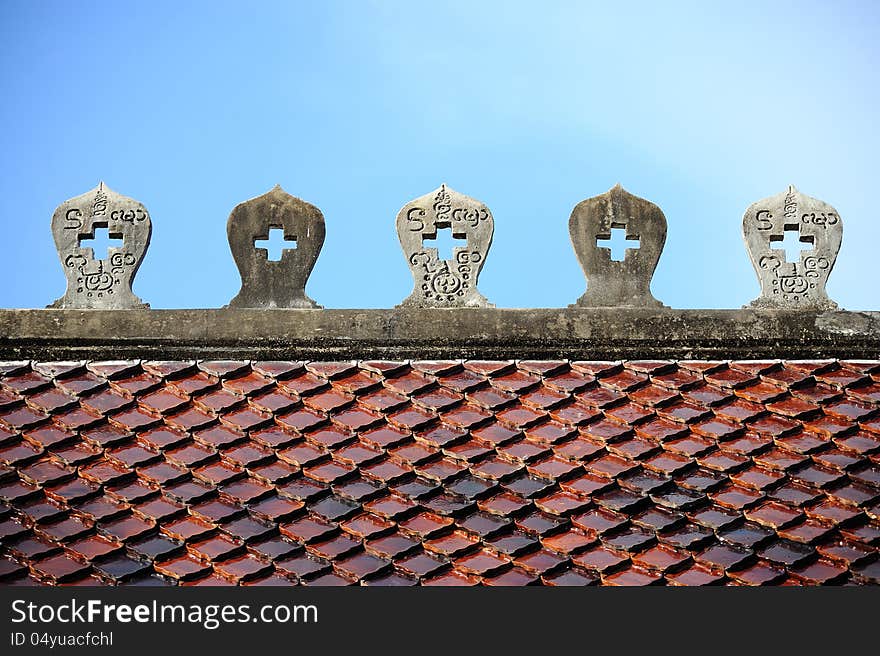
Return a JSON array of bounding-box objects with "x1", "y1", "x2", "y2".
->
[
  {"x1": 255, "y1": 227, "x2": 297, "y2": 261},
  {"x1": 771, "y1": 226, "x2": 814, "y2": 263},
  {"x1": 78, "y1": 224, "x2": 122, "y2": 260},
  {"x1": 597, "y1": 226, "x2": 639, "y2": 261},
  {"x1": 423, "y1": 225, "x2": 466, "y2": 261}
]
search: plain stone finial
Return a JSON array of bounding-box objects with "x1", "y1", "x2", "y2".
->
[
  {"x1": 742, "y1": 185, "x2": 842, "y2": 310},
  {"x1": 395, "y1": 183, "x2": 494, "y2": 308},
  {"x1": 226, "y1": 185, "x2": 325, "y2": 309},
  {"x1": 49, "y1": 182, "x2": 151, "y2": 309},
  {"x1": 568, "y1": 184, "x2": 667, "y2": 308}
]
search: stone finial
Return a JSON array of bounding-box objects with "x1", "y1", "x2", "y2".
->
[
  {"x1": 569, "y1": 184, "x2": 666, "y2": 308},
  {"x1": 396, "y1": 184, "x2": 494, "y2": 308},
  {"x1": 226, "y1": 185, "x2": 325, "y2": 309},
  {"x1": 742, "y1": 185, "x2": 842, "y2": 310},
  {"x1": 49, "y1": 182, "x2": 151, "y2": 309}
]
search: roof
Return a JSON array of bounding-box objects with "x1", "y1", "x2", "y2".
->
[{"x1": 1, "y1": 357, "x2": 878, "y2": 586}]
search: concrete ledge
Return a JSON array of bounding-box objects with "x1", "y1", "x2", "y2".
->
[{"x1": 1, "y1": 308, "x2": 879, "y2": 360}]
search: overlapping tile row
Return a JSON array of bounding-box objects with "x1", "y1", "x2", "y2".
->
[{"x1": 0, "y1": 358, "x2": 879, "y2": 586}]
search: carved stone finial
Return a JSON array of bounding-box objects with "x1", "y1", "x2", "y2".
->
[
  {"x1": 396, "y1": 184, "x2": 494, "y2": 308},
  {"x1": 569, "y1": 184, "x2": 666, "y2": 308},
  {"x1": 226, "y1": 185, "x2": 324, "y2": 309},
  {"x1": 49, "y1": 182, "x2": 151, "y2": 309},
  {"x1": 742, "y1": 185, "x2": 842, "y2": 310}
]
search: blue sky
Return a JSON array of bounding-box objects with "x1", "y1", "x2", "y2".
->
[{"x1": 1, "y1": 0, "x2": 877, "y2": 310}]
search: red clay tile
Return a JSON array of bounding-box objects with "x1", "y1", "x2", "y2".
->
[
  {"x1": 490, "y1": 370, "x2": 542, "y2": 394},
  {"x1": 728, "y1": 560, "x2": 785, "y2": 585},
  {"x1": 520, "y1": 386, "x2": 570, "y2": 411},
  {"x1": 133, "y1": 496, "x2": 186, "y2": 522},
  {"x1": 417, "y1": 458, "x2": 467, "y2": 483},
  {"x1": 512, "y1": 548, "x2": 566, "y2": 577},
  {"x1": 840, "y1": 522, "x2": 880, "y2": 546},
  {"x1": 745, "y1": 501, "x2": 805, "y2": 529},
  {"x1": 729, "y1": 465, "x2": 785, "y2": 491},
  {"x1": 333, "y1": 370, "x2": 382, "y2": 394},
  {"x1": 656, "y1": 400, "x2": 712, "y2": 424},
  {"x1": 652, "y1": 368, "x2": 703, "y2": 390},
  {"x1": 836, "y1": 431, "x2": 880, "y2": 454},
  {"x1": 334, "y1": 551, "x2": 390, "y2": 581},
  {"x1": 682, "y1": 385, "x2": 734, "y2": 407},
  {"x1": 413, "y1": 387, "x2": 464, "y2": 412},
  {"x1": 422, "y1": 570, "x2": 480, "y2": 586},
  {"x1": 697, "y1": 449, "x2": 750, "y2": 473},
  {"x1": 736, "y1": 381, "x2": 787, "y2": 404},
  {"x1": 535, "y1": 491, "x2": 591, "y2": 517},
  {"x1": 455, "y1": 548, "x2": 511, "y2": 576},
  {"x1": 849, "y1": 383, "x2": 880, "y2": 404},
  {"x1": 667, "y1": 563, "x2": 725, "y2": 586},
  {"x1": 360, "y1": 493, "x2": 416, "y2": 520},
  {"x1": 221, "y1": 477, "x2": 274, "y2": 504},
  {"x1": 331, "y1": 406, "x2": 384, "y2": 432},
  {"x1": 303, "y1": 389, "x2": 355, "y2": 414},
  {"x1": 580, "y1": 453, "x2": 634, "y2": 479},
  {"x1": 815, "y1": 367, "x2": 870, "y2": 389},
  {"x1": 753, "y1": 447, "x2": 808, "y2": 471},
  {"x1": 763, "y1": 365, "x2": 813, "y2": 386},
  {"x1": 765, "y1": 395, "x2": 820, "y2": 418},
  {"x1": 710, "y1": 484, "x2": 765, "y2": 511},
  {"x1": 477, "y1": 492, "x2": 532, "y2": 516},
  {"x1": 0, "y1": 405, "x2": 49, "y2": 430},
  {"x1": 705, "y1": 367, "x2": 758, "y2": 389},
  {"x1": 248, "y1": 495, "x2": 305, "y2": 523},
  {"x1": 387, "y1": 406, "x2": 436, "y2": 431},
  {"x1": 100, "y1": 515, "x2": 156, "y2": 542},
  {"x1": 441, "y1": 439, "x2": 492, "y2": 463},
  {"x1": 574, "y1": 385, "x2": 626, "y2": 409},
  {"x1": 816, "y1": 540, "x2": 876, "y2": 567},
  {"x1": 696, "y1": 543, "x2": 754, "y2": 572},
  {"x1": 806, "y1": 500, "x2": 862, "y2": 525},
  {"x1": 541, "y1": 528, "x2": 595, "y2": 555},
  {"x1": 384, "y1": 370, "x2": 435, "y2": 396},
  {"x1": 791, "y1": 558, "x2": 849, "y2": 584},
  {"x1": 770, "y1": 483, "x2": 823, "y2": 508},
  {"x1": 804, "y1": 415, "x2": 858, "y2": 439},
  {"x1": 161, "y1": 515, "x2": 216, "y2": 542},
  {"x1": 553, "y1": 437, "x2": 604, "y2": 462},
  {"x1": 550, "y1": 402, "x2": 603, "y2": 427},
  {"x1": 67, "y1": 534, "x2": 123, "y2": 561},
  {"x1": 437, "y1": 369, "x2": 486, "y2": 393},
  {"x1": 306, "y1": 533, "x2": 362, "y2": 560},
  {"x1": 26, "y1": 388, "x2": 77, "y2": 414},
  {"x1": 604, "y1": 565, "x2": 663, "y2": 586},
  {"x1": 529, "y1": 456, "x2": 582, "y2": 480},
  {"x1": 792, "y1": 464, "x2": 847, "y2": 489},
  {"x1": 572, "y1": 545, "x2": 629, "y2": 573},
  {"x1": 543, "y1": 568, "x2": 599, "y2": 586}
]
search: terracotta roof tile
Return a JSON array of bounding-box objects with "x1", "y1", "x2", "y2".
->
[{"x1": 0, "y1": 358, "x2": 875, "y2": 585}]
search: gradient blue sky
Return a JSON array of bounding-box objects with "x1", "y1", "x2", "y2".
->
[{"x1": 1, "y1": 1, "x2": 877, "y2": 310}]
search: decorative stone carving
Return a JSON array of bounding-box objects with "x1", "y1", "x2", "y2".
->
[
  {"x1": 227, "y1": 185, "x2": 325, "y2": 309},
  {"x1": 569, "y1": 184, "x2": 666, "y2": 308},
  {"x1": 49, "y1": 182, "x2": 151, "y2": 309},
  {"x1": 396, "y1": 184, "x2": 493, "y2": 308},
  {"x1": 742, "y1": 185, "x2": 841, "y2": 310}
]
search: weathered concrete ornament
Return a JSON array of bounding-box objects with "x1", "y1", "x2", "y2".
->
[
  {"x1": 569, "y1": 184, "x2": 666, "y2": 308},
  {"x1": 49, "y1": 182, "x2": 151, "y2": 309},
  {"x1": 396, "y1": 184, "x2": 493, "y2": 308},
  {"x1": 743, "y1": 185, "x2": 841, "y2": 310},
  {"x1": 226, "y1": 185, "x2": 324, "y2": 309}
]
